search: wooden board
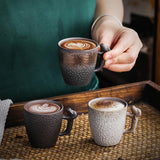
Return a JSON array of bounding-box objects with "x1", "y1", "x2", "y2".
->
[
  {"x1": 155, "y1": 0, "x2": 160, "y2": 84},
  {"x1": 6, "y1": 80, "x2": 160, "y2": 127}
]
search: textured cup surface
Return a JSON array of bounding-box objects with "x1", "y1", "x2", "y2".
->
[
  {"x1": 24, "y1": 100, "x2": 63, "y2": 148},
  {"x1": 58, "y1": 37, "x2": 98, "y2": 86},
  {"x1": 88, "y1": 97, "x2": 127, "y2": 146}
]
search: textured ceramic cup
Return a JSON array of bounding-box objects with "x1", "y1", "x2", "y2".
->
[
  {"x1": 88, "y1": 97, "x2": 141, "y2": 146},
  {"x1": 58, "y1": 37, "x2": 110, "y2": 86},
  {"x1": 24, "y1": 99, "x2": 77, "y2": 148}
]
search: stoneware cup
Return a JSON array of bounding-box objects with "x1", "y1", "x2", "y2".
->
[
  {"x1": 24, "y1": 99, "x2": 77, "y2": 148},
  {"x1": 88, "y1": 97, "x2": 141, "y2": 146},
  {"x1": 58, "y1": 37, "x2": 110, "y2": 86}
]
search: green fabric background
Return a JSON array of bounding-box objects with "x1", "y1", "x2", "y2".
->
[{"x1": 0, "y1": 0, "x2": 98, "y2": 102}]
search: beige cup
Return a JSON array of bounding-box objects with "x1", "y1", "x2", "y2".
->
[{"x1": 88, "y1": 97, "x2": 141, "y2": 146}]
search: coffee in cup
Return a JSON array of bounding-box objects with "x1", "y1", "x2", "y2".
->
[
  {"x1": 24, "y1": 99, "x2": 77, "y2": 148},
  {"x1": 58, "y1": 37, "x2": 110, "y2": 86},
  {"x1": 88, "y1": 97, "x2": 141, "y2": 146},
  {"x1": 90, "y1": 99, "x2": 125, "y2": 112},
  {"x1": 60, "y1": 39, "x2": 96, "y2": 50},
  {"x1": 25, "y1": 102, "x2": 60, "y2": 114}
]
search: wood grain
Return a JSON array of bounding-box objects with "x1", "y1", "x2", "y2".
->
[
  {"x1": 5, "y1": 81, "x2": 160, "y2": 128},
  {"x1": 155, "y1": 0, "x2": 160, "y2": 84}
]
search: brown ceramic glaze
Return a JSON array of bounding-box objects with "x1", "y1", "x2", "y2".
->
[
  {"x1": 24, "y1": 99, "x2": 77, "y2": 148},
  {"x1": 58, "y1": 37, "x2": 110, "y2": 86}
]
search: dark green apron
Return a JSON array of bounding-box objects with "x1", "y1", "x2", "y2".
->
[{"x1": 0, "y1": 0, "x2": 98, "y2": 102}]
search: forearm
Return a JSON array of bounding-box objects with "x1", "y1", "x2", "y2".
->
[
  {"x1": 94, "y1": 0, "x2": 124, "y2": 22},
  {"x1": 92, "y1": 0, "x2": 142, "y2": 73},
  {"x1": 92, "y1": 0, "x2": 124, "y2": 44}
]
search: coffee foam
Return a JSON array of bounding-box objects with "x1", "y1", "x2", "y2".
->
[
  {"x1": 61, "y1": 39, "x2": 96, "y2": 50},
  {"x1": 90, "y1": 99, "x2": 125, "y2": 112},
  {"x1": 27, "y1": 103, "x2": 60, "y2": 114}
]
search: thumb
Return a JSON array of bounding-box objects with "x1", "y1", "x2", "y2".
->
[{"x1": 98, "y1": 34, "x2": 114, "y2": 49}]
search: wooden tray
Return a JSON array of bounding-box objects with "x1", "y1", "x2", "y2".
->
[
  {"x1": 6, "y1": 80, "x2": 160, "y2": 128},
  {"x1": 1, "y1": 80, "x2": 160, "y2": 160}
]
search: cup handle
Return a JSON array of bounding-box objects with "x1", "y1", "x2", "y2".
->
[
  {"x1": 124, "y1": 105, "x2": 142, "y2": 134},
  {"x1": 59, "y1": 108, "x2": 77, "y2": 136},
  {"x1": 94, "y1": 43, "x2": 111, "y2": 72}
]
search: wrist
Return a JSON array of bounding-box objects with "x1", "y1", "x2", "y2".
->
[
  {"x1": 91, "y1": 14, "x2": 122, "y2": 35},
  {"x1": 92, "y1": 16, "x2": 123, "y2": 42}
]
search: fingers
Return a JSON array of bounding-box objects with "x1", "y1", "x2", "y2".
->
[
  {"x1": 103, "y1": 28, "x2": 142, "y2": 60},
  {"x1": 101, "y1": 28, "x2": 142, "y2": 72},
  {"x1": 104, "y1": 45, "x2": 140, "y2": 72},
  {"x1": 103, "y1": 36, "x2": 131, "y2": 59},
  {"x1": 103, "y1": 62, "x2": 136, "y2": 72},
  {"x1": 99, "y1": 33, "x2": 113, "y2": 48},
  {"x1": 104, "y1": 53, "x2": 136, "y2": 72},
  {"x1": 109, "y1": 45, "x2": 140, "y2": 65}
]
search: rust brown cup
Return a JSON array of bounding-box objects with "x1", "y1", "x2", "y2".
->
[
  {"x1": 24, "y1": 99, "x2": 77, "y2": 148},
  {"x1": 58, "y1": 37, "x2": 110, "y2": 86}
]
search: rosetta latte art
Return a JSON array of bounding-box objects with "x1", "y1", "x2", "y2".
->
[
  {"x1": 61, "y1": 39, "x2": 96, "y2": 50},
  {"x1": 28, "y1": 103, "x2": 60, "y2": 114},
  {"x1": 65, "y1": 42, "x2": 90, "y2": 50}
]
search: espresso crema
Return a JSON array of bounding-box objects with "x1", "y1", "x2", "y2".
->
[
  {"x1": 26, "y1": 102, "x2": 60, "y2": 114},
  {"x1": 61, "y1": 39, "x2": 96, "y2": 50},
  {"x1": 90, "y1": 99, "x2": 124, "y2": 112}
]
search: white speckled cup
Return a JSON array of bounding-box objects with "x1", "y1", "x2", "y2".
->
[{"x1": 88, "y1": 97, "x2": 141, "y2": 146}]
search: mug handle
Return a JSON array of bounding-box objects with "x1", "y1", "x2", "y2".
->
[
  {"x1": 124, "y1": 105, "x2": 141, "y2": 134},
  {"x1": 94, "y1": 43, "x2": 111, "y2": 72},
  {"x1": 59, "y1": 108, "x2": 77, "y2": 136}
]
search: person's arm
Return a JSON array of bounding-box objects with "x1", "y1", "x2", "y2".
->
[
  {"x1": 94, "y1": 0, "x2": 123, "y2": 21},
  {"x1": 92, "y1": 0, "x2": 143, "y2": 72}
]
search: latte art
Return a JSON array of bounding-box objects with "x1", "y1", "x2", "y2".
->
[
  {"x1": 65, "y1": 42, "x2": 90, "y2": 50},
  {"x1": 61, "y1": 39, "x2": 96, "y2": 50},
  {"x1": 27, "y1": 103, "x2": 60, "y2": 114}
]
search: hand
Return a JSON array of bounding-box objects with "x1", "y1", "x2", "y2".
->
[{"x1": 92, "y1": 18, "x2": 143, "y2": 72}]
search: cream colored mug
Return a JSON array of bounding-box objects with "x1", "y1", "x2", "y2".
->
[{"x1": 88, "y1": 97, "x2": 141, "y2": 146}]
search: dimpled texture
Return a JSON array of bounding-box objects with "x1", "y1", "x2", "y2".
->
[
  {"x1": 61, "y1": 64, "x2": 95, "y2": 86},
  {"x1": 24, "y1": 109, "x2": 63, "y2": 148},
  {"x1": 88, "y1": 107, "x2": 127, "y2": 146},
  {"x1": 59, "y1": 47, "x2": 98, "y2": 86}
]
